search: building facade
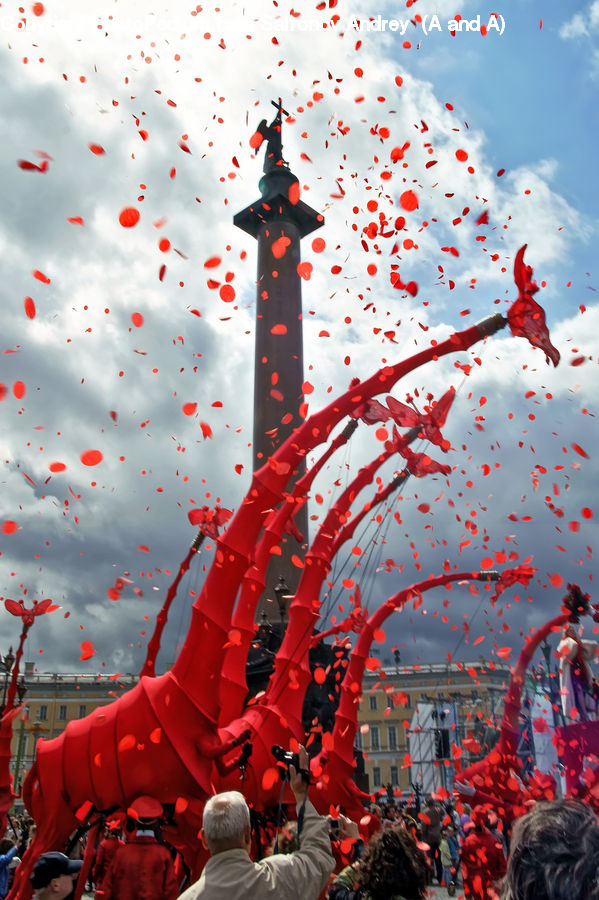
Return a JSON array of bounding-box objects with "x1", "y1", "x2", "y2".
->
[{"x1": 8, "y1": 664, "x2": 137, "y2": 798}]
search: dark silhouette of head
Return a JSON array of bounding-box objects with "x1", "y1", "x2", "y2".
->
[{"x1": 501, "y1": 799, "x2": 599, "y2": 900}]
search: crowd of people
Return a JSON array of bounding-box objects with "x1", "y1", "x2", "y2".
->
[{"x1": 5, "y1": 746, "x2": 599, "y2": 900}]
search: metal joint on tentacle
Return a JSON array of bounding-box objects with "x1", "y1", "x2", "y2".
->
[{"x1": 475, "y1": 312, "x2": 507, "y2": 338}]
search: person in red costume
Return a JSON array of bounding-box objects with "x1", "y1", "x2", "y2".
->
[
  {"x1": 461, "y1": 806, "x2": 506, "y2": 900},
  {"x1": 93, "y1": 821, "x2": 124, "y2": 900},
  {"x1": 102, "y1": 796, "x2": 179, "y2": 900}
]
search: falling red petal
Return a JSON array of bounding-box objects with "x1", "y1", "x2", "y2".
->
[
  {"x1": 571, "y1": 443, "x2": 589, "y2": 459},
  {"x1": 399, "y1": 190, "x2": 418, "y2": 212},
  {"x1": 80, "y1": 449, "x2": 103, "y2": 466},
  {"x1": 119, "y1": 207, "x2": 140, "y2": 228},
  {"x1": 80, "y1": 641, "x2": 96, "y2": 661}
]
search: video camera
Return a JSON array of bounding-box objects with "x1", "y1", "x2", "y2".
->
[{"x1": 271, "y1": 745, "x2": 310, "y2": 783}]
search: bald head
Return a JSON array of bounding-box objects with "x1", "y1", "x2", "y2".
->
[{"x1": 202, "y1": 791, "x2": 251, "y2": 855}]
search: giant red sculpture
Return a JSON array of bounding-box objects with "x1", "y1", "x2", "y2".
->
[{"x1": 6, "y1": 247, "x2": 563, "y2": 899}]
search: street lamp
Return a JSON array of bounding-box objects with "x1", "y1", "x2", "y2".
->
[{"x1": 0, "y1": 647, "x2": 15, "y2": 714}]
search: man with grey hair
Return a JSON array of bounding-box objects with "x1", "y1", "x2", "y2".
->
[{"x1": 180, "y1": 745, "x2": 335, "y2": 899}]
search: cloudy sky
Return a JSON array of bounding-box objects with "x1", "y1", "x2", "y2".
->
[{"x1": 0, "y1": 0, "x2": 597, "y2": 683}]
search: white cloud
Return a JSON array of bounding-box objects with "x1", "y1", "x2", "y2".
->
[{"x1": 560, "y1": 1, "x2": 599, "y2": 38}]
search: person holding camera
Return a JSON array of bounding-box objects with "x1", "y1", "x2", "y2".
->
[{"x1": 179, "y1": 744, "x2": 335, "y2": 900}]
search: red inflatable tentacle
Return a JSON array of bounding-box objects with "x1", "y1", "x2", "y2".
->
[
  {"x1": 259, "y1": 315, "x2": 506, "y2": 485},
  {"x1": 308, "y1": 572, "x2": 488, "y2": 819},
  {"x1": 459, "y1": 612, "x2": 571, "y2": 789},
  {"x1": 140, "y1": 535, "x2": 204, "y2": 679},
  {"x1": 0, "y1": 624, "x2": 30, "y2": 832},
  {"x1": 332, "y1": 572, "x2": 482, "y2": 763},
  {"x1": 218, "y1": 421, "x2": 360, "y2": 725},
  {"x1": 498, "y1": 613, "x2": 570, "y2": 753},
  {"x1": 261, "y1": 446, "x2": 398, "y2": 733}
]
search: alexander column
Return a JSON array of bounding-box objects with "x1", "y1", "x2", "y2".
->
[{"x1": 234, "y1": 99, "x2": 324, "y2": 622}]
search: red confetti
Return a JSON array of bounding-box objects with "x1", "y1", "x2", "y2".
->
[
  {"x1": 158, "y1": 238, "x2": 171, "y2": 253},
  {"x1": 32, "y1": 1, "x2": 44, "y2": 14},
  {"x1": 1, "y1": 521, "x2": 18, "y2": 535},
  {"x1": 581, "y1": 508, "x2": 593, "y2": 519},
  {"x1": 272, "y1": 236, "x2": 291, "y2": 259},
  {"x1": 200, "y1": 422, "x2": 213, "y2": 439},
  {"x1": 271, "y1": 324, "x2": 287, "y2": 335},
  {"x1": 67, "y1": 217, "x2": 85, "y2": 226},
  {"x1": 88, "y1": 144, "x2": 105, "y2": 155},
  {"x1": 24, "y1": 297, "x2": 36, "y2": 319},
  {"x1": 131, "y1": 312, "x2": 144, "y2": 328},
  {"x1": 182, "y1": 403, "x2": 197, "y2": 416},
  {"x1": 80, "y1": 449, "x2": 103, "y2": 467},
  {"x1": 571, "y1": 443, "x2": 589, "y2": 459},
  {"x1": 119, "y1": 207, "x2": 140, "y2": 228},
  {"x1": 297, "y1": 262, "x2": 313, "y2": 280},
  {"x1": 313, "y1": 667, "x2": 326, "y2": 685},
  {"x1": 288, "y1": 182, "x2": 300, "y2": 205},
  {"x1": 261, "y1": 767, "x2": 279, "y2": 791},
  {"x1": 455, "y1": 149, "x2": 468, "y2": 162},
  {"x1": 399, "y1": 190, "x2": 418, "y2": 212},
  {"x1": 33, "y1": 270, "x2": 50, "y2": 284},
  {"x1": 312, "y1": 237, "x2": 326, "y2": 253},
  {"x1": 13, "y1": 381, "x2": 26, "y2": 399},
  {"x1": 80, "y1": 640, "x2": 96, "y2": 661},
  {"x1": 204, "y1": 256, "x2": 221, "y2": 268},
  {"x1": 219, "y1": 284, "x2": 235, "y2": 303},
  {"x1": 49, "y1": 462, "x2": 67, "y2": 473},
  {"x1": 118, "y1": 734, "x2": 136, "y2": 752},
  {"x1": 18, "y1": 159, "x2": 49, "y2": 173}
]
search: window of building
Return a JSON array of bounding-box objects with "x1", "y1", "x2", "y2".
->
[
  {"x1": 39, "y1": 705, "x2": 47, "y2": 722},
  {"x1": 373, "y1": 767, "x2": 381, "y2": 789},
  {"x1": 387, "y1": 725, "x2": 397, "y2": 751},
  {"x1": 370, "y1": 726, "x2": 380, "y2": 751},
  {"x1": 390, "y1": 766, "x2": 399, "y2": 786},
  {"x1": 79, "y1": 705, "x2": 86, "y2": 718},
  {"x1": 369, "y1": 695, "x2": 377, "y2": 712},
  {"x1": 386, "y1": 694, "x2": 394, "y2": 709},
  {"x1": 354, "y1": 731, "x2": 363, "y2": 751},
  {"x1": 59, "y1": 705, "x2": 67, "y2": 721}
]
